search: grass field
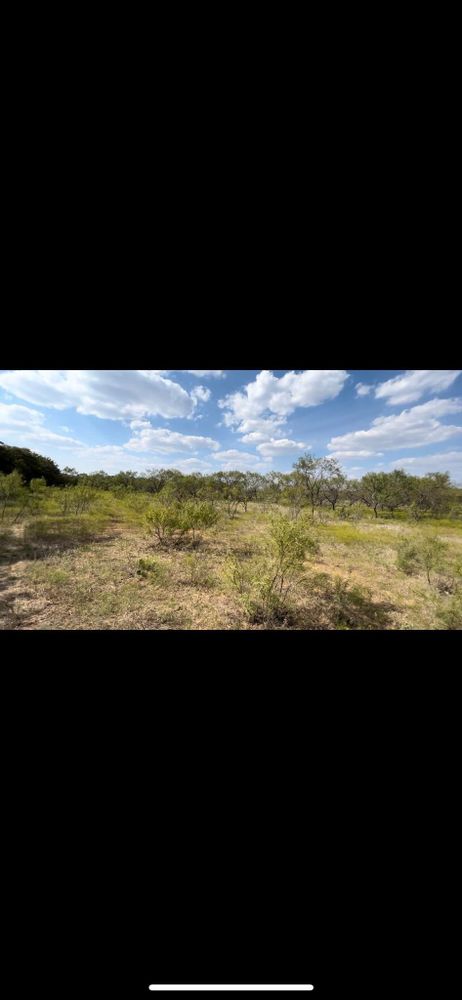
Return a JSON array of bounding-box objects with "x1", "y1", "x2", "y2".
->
[{"x1": 1, "y1": 498, "x2": 461, "y2": 630}]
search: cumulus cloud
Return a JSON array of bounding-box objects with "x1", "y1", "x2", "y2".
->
[
  {"x1": 256, "y1": 438, "x2": 309, "y2": 458},
  {"x1": 212, "y1": 449, "x2": 268, "y2": 471},
  {"x1": 191, "y1": 386, "x2": 211, "y2": 404},
  {"x1": 182, "y1": 370, "x2": 225, "y2": 378},
  {"x1": 375, "y1": 370, "x2": 462, "y2": 406},
  {"x1": 0, "y1": 403, "x2": 82, "y2": 447},
  {"x1": 126, "y1": 421, "x2": 220, "y2": 453},
  {"x1": 219, "y1": 371, "x2": 349, "y2": 436},
  {"x1": 0, "y1": 370, "x2": 201, "y2": 421},
  {"x1": 154, "y1": 370, "x2": 225, "y2": 379},
  {"x1": 386, "y1": 450, "x2": 462, "y2": 481},
  {"x1": 328, "y1": 398, "x2": 462, "y2": 456},
  {"x1": 356, "y1": 383, "x2": 372, "y2": 397}
]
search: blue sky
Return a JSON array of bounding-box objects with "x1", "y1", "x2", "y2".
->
[{"x1": 0, "y1": 369, "x2": 461, "y2": 481}]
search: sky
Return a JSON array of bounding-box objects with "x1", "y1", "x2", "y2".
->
[{"x1": 0, "y1": 369, "x2": 461, "y2": 482}]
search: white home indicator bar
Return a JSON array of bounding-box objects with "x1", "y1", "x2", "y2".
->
[{"x1": 148, "y1": 988, "x2": 314, "y2": 993}]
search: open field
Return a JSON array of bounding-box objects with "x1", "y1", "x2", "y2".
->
[{"x1": 1, "y1": 497, "x2": 461, "y2": 630}]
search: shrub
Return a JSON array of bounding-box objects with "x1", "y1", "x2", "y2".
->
[
  {"x1": 330, "y1": 578, "x2": 373, "y2": 628},
  {"x1": 225, "y1": 514, "x2": 319, "y2": 625},
  {"x1": 0, "y1": 470, "x2": 27, "y2": 522},
  {"x1": 397, "y1": 536, "x2": 447, "y2": 584},
  {"x1": 146, "y1": 499, "x2": 219, "y2": 546},
  {"x1": 437, "y1": 593, "x2": 462, "y2": 630},
  {"x1": 146, "y1": 501, "x2": 188, "y2": 545},
  {"x1": 183, "y1": 554, "x2": 214, "y2": 588},
  {"x1": 59, "y1": 486, "x2": 97, "y2": 516},
  {"x1": 181, "y1": 500, "x2": 219, "y2": 543},
  {"x1": 137, "y1": 558, "x2": 167, "y2": 587},
  {"x1": 397, "y1": 540, "x2": 421, "y2": 576}
]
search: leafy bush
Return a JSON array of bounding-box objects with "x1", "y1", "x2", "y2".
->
[
  {"x1": 146, "y1": 499, "x2": 219, "y2": 546},
  {"x1": 397, "y1": 536, "x2": 448, "y2": 583},
  {"x1": 59, "y1": 486, "x2": 97, "y2": 516},
  {"x1": 146, "y1": 501, "x2": 189, "y2": 545},
  {"x1": 331, "y1": 578, "x2": 373, "y2": 628},
  {"x1": 0, "y1": 470, "x2": 27, "y2": 522},
  {"x1": 181, "y1": 500, "x2": 219, "y2": 542},
  {"x1": 397, "y1": 540, "x2": 421, "y2": 576},
  {"x1": 437, "y1": 593, "x2": 462, "y2": 630},
  {"x1": 137, "y1": 558, "x2": 167, "y2": 587},
  {"x1": 225, "y1": 514, "x2": 319, "y2": 625}
]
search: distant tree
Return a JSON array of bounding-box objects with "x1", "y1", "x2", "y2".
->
[
  {"x1": 293, "y1": 455, "x2": 344, "y2": 516},
  {"x1": 0, "y1": 444, "x2": 64, "y2": 486},
  {"x1": 321, "y1": 472, "x2": 347, "y2": 512},
  {"x1": 0, "y1": 470, "x2": 26, "y2": 521},
  {"x1": 355, "y1": 472, "x2": 394, "y2": 518}
]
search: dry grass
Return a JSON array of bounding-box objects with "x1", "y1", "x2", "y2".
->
[{"x1": 1, "y1": 506, "x2": 461, "y2": 630}]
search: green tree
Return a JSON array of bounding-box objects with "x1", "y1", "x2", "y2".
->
[
  {"x1": 293, "y1": 455, "x2": 344, "y2": 516},
  {"x1": 0, "y1": 470, "x2": 26, "y2": 521},
  {"x1": 397, "y1": 535, "x2": 447, "y2": 584}
]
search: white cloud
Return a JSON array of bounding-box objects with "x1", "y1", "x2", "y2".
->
[
  {"x1": 212, "y1": 449, "x2": 268, "y2": 471},
  {"x1": 154, "y1": 370, "x2": 225, "y2": 379},
  {"x1": 329, "y1": 449, "x2": 384, "y2": 459},
  {"x1": 387, "y1": 450, "x2": 462, "y2": 481},
  {"x1": 355, "y1": 383, "x2": 372, "y2": 397},
  {"x1": 0, "y1": 403, "x2": 82, "y2": 447},
  {"x1": 256, "y1": 438, "x2": 309, "y2": 458},
  {"x1": 191, "y1": 386, "x2": 211, "y2": 404},
  {"x1": 126, "y1": 422, "x2": 220, "y2": 453},
  {"x1": 328, "y1": 398, "x2": 462, "y2": 455},
  {"x1": 0, "y1": 370, "x2": 199, "y2": 421},
  {"x1": 182, "y1": 370, "x2": 225, "y2": 378},
  {"x1": 375, "y1": 370, "x2": 462, "y2": 406},
  {"x1": 236, "y1": 417, "x2": 289, "y2": 443},
  {"x1": 220, "y1": 370, "x2": 349, "y2": 432}
]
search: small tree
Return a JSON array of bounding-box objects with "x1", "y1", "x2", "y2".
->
[
  {"x1": 419, "y1": 537, "x2": 447, "y2": 584},
  {"x1": 293, "y1": 455, "x2": 344, "y2": 517},
  {"x1": 322, "y1": 473, "x2": 347, "y2": 512},
  {"x1": 226, "y1": 513, "x2": 319, "y2": 624},
  {"x1": 0, "y1": 470, "x2": 25, "y2": 521},
  {"x1": 397, "y1": 535, "x2": 447, "y2": 584},
  {"x1": 267, "y1": 513, "x2": 319, "y2": 597},
  {"x1": 146, "y1": 501, "x2": 188, "y2": 546},
  {"x1": 29, "y1": 477, "x2": 48, "y2": 516},
  {"x1": 181, "y1": 500, "x2": 219, "y2": 543},
  {"x1": 356, "y1": 473, "x2": 392, "y2": 519}
]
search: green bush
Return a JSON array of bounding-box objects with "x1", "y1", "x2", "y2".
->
[
  {"x1": 59, "y1": 485, "x2": 97, "y2": 516},
  {"x1": 437, "y1": 593, "x2": 462, "y2": 630},
  {"x1": 331, "y1": 578, "x2": 373, "y2": 628},
  {"x1": 0, "y1": 470, "x2": 27, "y2": 522},
  {"x1": 146, "y1": 499, "x2": 219, "y2": 546},
  {"x1": 397, "y1": 536, "x2": 448, "y2": 584},
  {"x1": 137, "y1": 558, "x2": 167, "y2": 586},
  {"x1": 397, "y1": 540, "x2": 421, "y2": 576},
  {"x1": 181, "y1": 500, "x2": 219, "y2": 542},
  {"x1": 225, "y1": 513, "x2": 319, "y2": 625},
  {"x1": 146, "y1": 501, "x2": 189, "y2": 545}
]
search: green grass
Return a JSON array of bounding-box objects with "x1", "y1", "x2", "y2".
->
[
  {"x1": 2, "y1": 503, "x2": 462, "y2": 630},
  {"x1": 318, "y1": 524, "x2": 365, "y2": 545}
]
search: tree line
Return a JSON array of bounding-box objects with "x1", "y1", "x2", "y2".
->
[{"x1": 1, "y1": 443, "x2": 461, "y2": 521}]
